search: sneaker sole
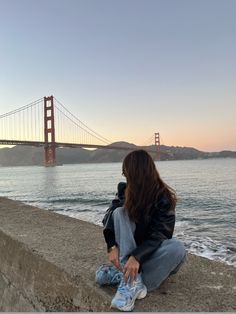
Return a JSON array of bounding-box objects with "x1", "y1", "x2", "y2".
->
[
  {"x1": 111, "y1": 285, "x2": 147, "y2": 312},
  {"x1": 137, "y1": 285, "x2": 147, "y2": 300}
]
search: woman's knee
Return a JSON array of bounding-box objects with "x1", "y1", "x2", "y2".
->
[
  {"x1": 112, "y1": 207, "x2": 128, "y2": 227},
  {"x1": 162, "y1": 238, "x2": 186, "y2": 262}
]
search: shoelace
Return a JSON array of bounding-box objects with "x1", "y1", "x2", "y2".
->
[{"x1": 110, "y1": 271, "x2": 122, "y2": 284}]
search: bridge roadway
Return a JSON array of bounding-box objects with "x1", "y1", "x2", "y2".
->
[{"x1": 0, "y1": 139, "x2": 160, "y2": 154}]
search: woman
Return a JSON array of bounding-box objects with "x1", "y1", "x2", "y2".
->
[{"x1": 96, "y1": 150, "x2": 186, "y2": 311}]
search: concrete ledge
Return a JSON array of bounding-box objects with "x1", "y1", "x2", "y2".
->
[{"x1": 0, "y1": 197, "x2": 235, "y2": 312}]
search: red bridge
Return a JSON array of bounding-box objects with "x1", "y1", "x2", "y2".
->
[{"x1": 0, "y1": 96, "x2": 161, "y2": 166}]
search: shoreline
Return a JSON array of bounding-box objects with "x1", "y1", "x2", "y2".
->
[
  {"x1": 0, "y1": 197, "x2": 236, "y2": 312},
  {"x1": 0, "y1": 156, "x2": 236, "y2": 168},
  {"x1": 1, "y1": 195, "x2": 235, "y2": 269}
]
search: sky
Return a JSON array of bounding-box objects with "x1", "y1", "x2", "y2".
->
[{"x1": 0, "y1": 0, "x2": 236, "y2": 152}]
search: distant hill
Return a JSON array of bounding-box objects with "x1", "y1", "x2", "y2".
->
[{"x1": 0, "y1": 142, "x2": 235, "y2": 166}]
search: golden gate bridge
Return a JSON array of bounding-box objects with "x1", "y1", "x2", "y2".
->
[{"x1": 0, "y1": 96, "x2": 161, "y2": 166}]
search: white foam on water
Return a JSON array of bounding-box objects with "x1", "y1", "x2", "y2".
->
[{"x1": 179, "y1": 234, "x2": 236, "y2": 267}]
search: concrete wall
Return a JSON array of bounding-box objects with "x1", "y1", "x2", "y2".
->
[{"x1": 0, "y1": 197, "x2": 235, "y2": 312}]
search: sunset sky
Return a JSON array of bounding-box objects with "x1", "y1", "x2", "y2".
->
[{"x1": 0, "y1": 0, "x2": 236, "y2": 152}]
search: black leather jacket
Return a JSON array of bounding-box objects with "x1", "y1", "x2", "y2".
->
[{"x1": 103, "y1": 182, "x2": 176, "y2": 265}]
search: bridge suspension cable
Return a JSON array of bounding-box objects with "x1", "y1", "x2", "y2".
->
[
  {"x1": 55, "y1": 105, "x2": 110, "y2": 145},
  {"x1": 159, "y1": 134, "x2": 165, "y2": 146},
  {"x1": 142, "y1": 134, "x2": 155, "y2": 146},
  {"x1": 54, "y1": 98, "x2": 111, "y2": 145},
  {"x1": 0, "y1": 96, "x2": 113, "y2": 146},
  {"x1": 0, "y1": 98, "x2": 43, "y2": 119},
  {"x1": 0, "y1": 98, "x2": 44, "y2": 142}
]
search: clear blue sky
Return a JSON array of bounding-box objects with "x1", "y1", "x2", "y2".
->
[{"x1": 1, "y1": 0, "x2": 236, "y2": 151}]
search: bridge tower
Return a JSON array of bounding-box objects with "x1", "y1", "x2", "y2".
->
[
  {"x1": 44, "y1": 96, "x2": 56, "y2": 166},
  {"x1": 155, "y1": 132, "x2": 160, "y2": 161}
]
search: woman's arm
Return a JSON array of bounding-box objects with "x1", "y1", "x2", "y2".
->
[
  {"x1": 130, "y1": 206, "x2": 175, "y2": 265},
  {"x1": 102, "y1": 182, "x2": 126, "y2": 251},
  {"x1": 108, "y1": 245, "x2": 122, "y2": 271}
]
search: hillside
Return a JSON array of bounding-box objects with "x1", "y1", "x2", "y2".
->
[{"x1": 0, "y1": 142, "x2": 235, "y2": 166}]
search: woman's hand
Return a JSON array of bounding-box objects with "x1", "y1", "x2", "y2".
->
[
  {"x1": 108, "y1": 246, "x2": 122, "y2": 270},
  {"x1": 123, "y1": 256, "x2": 140, "y2": 284}
]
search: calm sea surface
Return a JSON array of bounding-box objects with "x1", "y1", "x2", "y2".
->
[{"x1": 0, "y1": 159, "x2": 235, "y2": 267}]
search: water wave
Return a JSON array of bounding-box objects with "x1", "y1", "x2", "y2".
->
[
  {"x1": 1, "y1": 159, "x2": 236, "y2": 268},
  {"x1": 175, "y1": 230, "x2": 236, "y2": 267}
]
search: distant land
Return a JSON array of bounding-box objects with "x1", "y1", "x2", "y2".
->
[{"x1": 0, "y1": 142, "x2": 235, "y2": 166}]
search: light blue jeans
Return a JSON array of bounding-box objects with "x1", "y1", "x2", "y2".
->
[{"x1": 113, "y1": 207, "x2": 186, "y2": 292}]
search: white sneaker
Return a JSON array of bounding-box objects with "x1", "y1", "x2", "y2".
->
[
  {"x1": 111, "y1": 274, "x2": 147, "y2": 311},
  {"x1": 95, "y1": 264, "x2": 122, "y2": 286}
]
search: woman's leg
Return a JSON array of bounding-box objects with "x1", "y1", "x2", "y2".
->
[
  {"x1": 112, "y1": 206, "x2": 137, "y2": 263},
  {"x1": 111, "y1": 207, "x2": 147, "y2": 311},
  {"x1": 95, "y1": 207, "x2": 136, "y2": 286},
  {"x1": 112, "y1": 207, "x2": 186, "y2": 291},
  {"x1": 141, "y1": 238, "x2": 186, "y2": 291}
]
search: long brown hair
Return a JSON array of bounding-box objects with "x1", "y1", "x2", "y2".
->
[{"x1": 122, "y1": 150, "x2": 177, "y2": 222}]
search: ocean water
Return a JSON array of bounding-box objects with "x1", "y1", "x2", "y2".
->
[{"x1": 0, "y1": 158, "x2": 235, "y2": 267}]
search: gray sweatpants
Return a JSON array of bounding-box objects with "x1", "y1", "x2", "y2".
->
[{"x1": 113, "y1": 207, "x2": 186, "y2": 291}]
